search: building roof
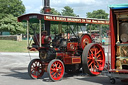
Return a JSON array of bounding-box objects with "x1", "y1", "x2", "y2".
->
[{"x1": 109, "y1": 3, "x2": 128, "y2": 9}]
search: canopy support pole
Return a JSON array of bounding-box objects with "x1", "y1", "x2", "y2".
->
[
  {"x1": 39, "y1": 20, "x2": 42, "y2": 47},
  {"x1": 100, "y1": 24, "x2": 102, "y2": 43},
  {"x1": 89, "y1": 24, "x2": 92, "y2": 36},
  {"x1": 27, "y1": 20, "x2": 29, "y2": 47}
]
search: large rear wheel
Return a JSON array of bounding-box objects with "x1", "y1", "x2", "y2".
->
[{"x1": 82, "y1": 43, "x2": 105, "y2": 76}]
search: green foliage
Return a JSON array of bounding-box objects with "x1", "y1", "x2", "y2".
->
[
  {"x1": 0, "y1": 0, "x2": 25, "y2": 17},
  {"x1": 61, "y1": 6, "x2": 76, "y2": 33},
  {"x1": 51, "y1": 8, "x2": 61, "y2": 15},
  {"x1": 0, "y1": 14, "x2": 25, "y2": 34},
  {"x1": 87, "y1": 10, "x2": 108, "y2": 19},
  {"x1": 86, "y1": 9, "x2": 109, "y2": 35},
  {"x1": 0, "y1": 0, "x2": 25, "y2": 35},
  {"x1": 50, "y1": 8, "x2": 61, "y2": 34},
  {"x1": 61, "y1": 6, "x2": 76, "y2": 16}
]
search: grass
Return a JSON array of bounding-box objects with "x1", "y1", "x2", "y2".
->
[{"x1": 0, "y1": 40, "x2": 29, "y2": 52}]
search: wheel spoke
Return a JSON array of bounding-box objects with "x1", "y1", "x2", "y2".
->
[
  {"x1": 35, "y1": 62, "x2": 37, "y2": 66},
  {"x1": 96, "y1": 54, "x2": 101, "y2": 58},
  {"x1": 56, "y1": 62, "x2": 59, "y2": 67},
  {"x1": 94, "y1": 64, "x2": 98, "y2": 69},
  {"x1": 88, "y1": 61, "x2": 93, "y2": 67},
  {"x1": 87, "y1": 59, "x2": 91, "y2": 63},
  {"x1": 89, "y1": 49, "x2": 93, "y2": 54},
  {"x1": 96, "y1": 61, "x2": 100, "y2": 67},
  {"x1": 32, "y1": 64, "x2": 36, "y2": 68},
  {"x1": 96, "y1": 60, "x2": 103, "y2": 63},
  {"x1": 95, "y1": 48, "x2": 97, "y2": 56},
  {"x1": 58, "y1": 64, "x2": 61, "y2": 68},
  {"x1": 87, "y1": 56, "x2": 92, "y2": 59},
  {"x1": 51, "y1": 68, "x2": 55, "y2": 71},
  {"x1": 57, "y1": 73, "x2": 60, "y2": 76},
  {"x1": 52, "y1": 72, "x2": 57, "y2": 77},
  {"x1": 55, "y1": 63, "x2": 57, "y2": 67},
  {"x1": 96, "y1": 49, "x2": 102, "y2": 55}
]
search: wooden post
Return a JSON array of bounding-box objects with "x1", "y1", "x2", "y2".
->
[
  {"x1": 27, "y1": 20, "x2": 29, "y2": 47},
  {"x1": 39, "y1": 20, "x2": 42, "y2": 47},
  {"x1": 90, "y1": 24, "x2": 92, "y2": 35},
  {"x1": 100, "y1": 24, "x2": 102, "y2": 43}
]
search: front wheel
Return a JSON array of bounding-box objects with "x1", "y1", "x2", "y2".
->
[
  {"x1": 47, "y1": 59, "x2": 65, "y2": 81},
  {"x1": 28, "y1": 59, "x2": 44, "y2": 79}
]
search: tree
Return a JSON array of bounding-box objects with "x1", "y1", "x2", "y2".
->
[
  {"x1": 87, "y1": 10, "x2": 108, "y2": 19},
  {"x1": 86, "y1": 9, "x2": 109, "y2": 35},
  {"x1": 0, "y1": 14, "x2": 25, "y2": 35},
  {"x1": 61, "y1": 6, "x2": 76, "y2": 16},
  {"x1": 0, "y1": 0, "x2": 25, "y2": 18},
  {"x1": 51, "y1": 8, "x2": 61, "y2": 15}
]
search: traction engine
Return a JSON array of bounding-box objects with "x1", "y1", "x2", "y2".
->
[{"x1": 28, "y1": 31, "x2": 105, "y2": 81}]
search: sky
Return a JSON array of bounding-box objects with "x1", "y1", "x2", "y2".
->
[{"x1": 21, "y1": 0, "x2": 128, "y2": 18}]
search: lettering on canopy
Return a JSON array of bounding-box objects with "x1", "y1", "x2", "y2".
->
[
  {"x1": 29, "y1": 15, "x2": 37, "y2": 19},
  {"x1": 44, "y1": 15, "x2": 109, "y2": 25}
]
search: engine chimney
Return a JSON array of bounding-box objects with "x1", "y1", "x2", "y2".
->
[
  {"x1": 43, "y1": 0, "x2": 51, "y2": 14},
  {"x1": 43, "y1": 0, "x2": 51, "y2": 35}
]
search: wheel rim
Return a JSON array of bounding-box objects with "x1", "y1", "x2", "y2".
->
[
  {"x1": 30, "y1": 59, "x2": 44, "y2": 78},
  {"x1": 50, "y1": 60, "x2": 64, "y2": 81},
  {"x1": 82, "y1": 43, "x2": 105, "y2": 76},
  {"x1": 80, "y1": 34, "x2": 92, "y2": 49}
]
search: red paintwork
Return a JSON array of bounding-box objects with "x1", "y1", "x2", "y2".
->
[
  {"x1": 56, "y1": 53, "x2": 65, "y2": 57},
  {"x1": 41, "y1": 35, "x2": 46, "y2": 44},
  {"x1": 63, "y1": 57, "x2": 72, "y2": 64},
  {"x1": 63, "y1": 56, "x2": 81, "y2": 64},
  {"x1": 44, "y1": 15, "x2": 109, "y2": 25},
  {"x1": 72, "y1": 57, "x2": 81, "y2": 63},
  {"x1": 56, "y1": 52, "x2": 81, "y2": 64},
  {"x1": 110, "y1": 9, "x2": 116, "y2": 69},
  {"x1": 80, "y1": 34, "x2": 92, "y2": 49},
  {"x1": 29, "y1": 48, "x2": 37, "y2": 51},
  {"x1": 54, "y1": 48, "x2": 59, "y2": 51},
  {"x1": 67, "y1": 42, "x2": 78, "y2": 51}
]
